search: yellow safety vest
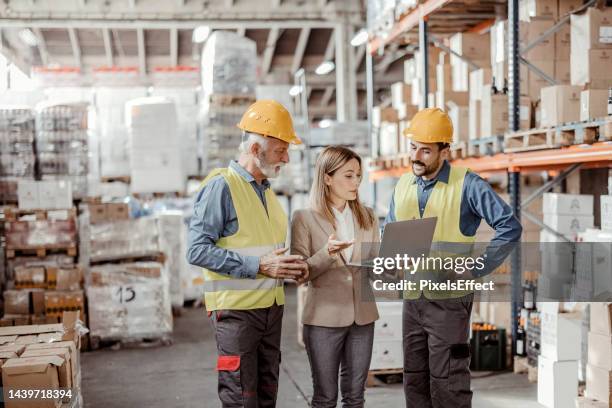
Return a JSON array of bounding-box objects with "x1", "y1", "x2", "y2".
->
[
  {"x1": 394, "y1": 166, "x2": 476, "y2": 300},
  {"x1": 200, "y1": 167, "x2": 287, "y2": 311}
]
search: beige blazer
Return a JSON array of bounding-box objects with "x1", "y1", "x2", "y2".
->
[{"x1": 291, "y1": 207, "x2": 380, "y2": 327}]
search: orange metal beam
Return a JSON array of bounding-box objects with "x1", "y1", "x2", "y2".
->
[
  {"x1": 369, "y1": 142, "x2": 612, "y2": 181},
  {"x1": 368, "y1": 0, "x2": 453, "y2": 54}
]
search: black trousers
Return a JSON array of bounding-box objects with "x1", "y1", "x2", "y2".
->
[
  {"x1": 211, "y1": 304, "x2": 284, "y2": 408},
  {"x1": 402, "y1": 294, "x2": 473, "y2": 408}
]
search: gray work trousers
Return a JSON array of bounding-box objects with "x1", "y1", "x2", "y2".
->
[
  {"x1": 403, "y1": 294, "x2": 473, "y2": 408},
  {"x1": 210, "y1": 304, "x2": 284, "y2": 408},
  {"x1": 303, "y1": 322, "x2": 375, "y2": 408}
]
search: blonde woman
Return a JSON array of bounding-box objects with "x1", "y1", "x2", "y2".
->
[{"x1": 291, "y1": 146, "x2": 380, "y2": 408}]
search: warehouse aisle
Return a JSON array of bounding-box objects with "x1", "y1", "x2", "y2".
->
[{"x1": 81, "y1": 286, "x2": 540, "y2": 408}]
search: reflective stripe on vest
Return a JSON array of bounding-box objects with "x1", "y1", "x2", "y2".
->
[
  {"x1": 203, "y1": 278, "x2": 283, "y2": 292},
  {"x1": 200, "y1": 166, "x2": 288, "y2": 311},
  {"x1": 393, "y1": 166, "x2": 477, "y2": 300}
]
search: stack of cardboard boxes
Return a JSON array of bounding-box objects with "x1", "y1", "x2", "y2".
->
[
  {"x1": 0, "y1": 311, "x2": 84, "y2": 408},
  {"x1": 582, "y1": 303, "x2": 612, "y2": 407},
  {"x1": 539, "y1": 6, "x2": 612, "y2": 127},
  {"x1": 2, "y1": 264, "x2": 84, "y2": 326},
  {"x1": 539, "y1": 193, "x2": 593, "y2": 299},
  {"x1": 373, "y1": 106, "x2": 401, "y2": 156},
  {"x1": 537, "y1": 302, "x2": 582, "y2": 408}
]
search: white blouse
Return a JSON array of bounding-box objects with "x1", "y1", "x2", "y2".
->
[{"x1": 332, "y1": 205, "x2": 355, "y2": 262}]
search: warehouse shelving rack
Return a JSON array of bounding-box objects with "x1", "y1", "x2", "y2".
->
[{"x1": 365, "y1": 0, "x2": 611, "y2": 354}]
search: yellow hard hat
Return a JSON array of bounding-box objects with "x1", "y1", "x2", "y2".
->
[
  {"x1": 237, "y1": 99, "x2": 302, "y2": 145},
  {"x1": 403, "y1": 107, "x2": 454, "y2": 144}
]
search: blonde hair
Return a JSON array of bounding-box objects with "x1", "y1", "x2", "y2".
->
[{"x1": 310, "y1": 146, "x2": 375, "y2": 230}]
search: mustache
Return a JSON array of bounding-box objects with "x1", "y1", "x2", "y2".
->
[{"x1": 412, "y1": 161, "x2": 426, "y2": 167}]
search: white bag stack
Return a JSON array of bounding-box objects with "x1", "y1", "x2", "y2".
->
[
  {"x1": 126, "y1": 97, "x2": 184, "y2": 193},
  {"x1": 150, "y1": 87, "x2": 200, "y2": 177},
  {"x1": 199, "y1": 31, "x2": 257, "y2": 175},
  {"x1": 95, "y1": 87, "x2": 148, "y2": 179}
]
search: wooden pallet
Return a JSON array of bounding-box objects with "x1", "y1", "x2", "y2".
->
[
  {"x1": 513, "y1": 356, "x2": 529, "y2": 374},
  {"x1": 100, "y1": 176, "x2": 131, "y2": 184},
  {"x1": 468, "y1": 135, "x2": 504, "y2": 157},
  {"x1": 88, "y1": 334, "x2": 173, "y2": 351},
  {"x1": 208, "y1": 94, "x2": 256, "y2": 107},
  {"x1": 90, "y1": 251, "x2": 166, "y2": 265},
  {"x1": 3, "y1": 207, "x2": 77, "y2": 222},
  {"x1": 504, "y1": 128, "x2": 556, "y2": 153},
  {"x1": 599, "y1": 118, "x2": 612, "y2": 141},
  {"x1": 6, "y1": 245, "x2": 77, "y2": 259},
  {"x1": 451, "y1": 141, "x2": 467, "y2": 160},
  {"x1": 527, "y1": 364, "x2": 538, "y2": 383},
  {"x1": 366, "y1": 368, "x2": 403, "y2": 387},
  {"x1": 554, "y1": 120, "x2": 601, "y2": 146}
]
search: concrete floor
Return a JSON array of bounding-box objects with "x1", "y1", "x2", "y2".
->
[{"x1": 81, "y1": 286, "x2": 542, "y2": 408}]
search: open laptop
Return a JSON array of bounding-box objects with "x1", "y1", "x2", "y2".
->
[{"x1": 347, "y1": 217, "x2": 438, "y2": 267}]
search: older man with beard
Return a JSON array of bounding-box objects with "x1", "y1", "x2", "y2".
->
[{"x1": 187, "y1": 100, "x2": 309, "y2": 408}]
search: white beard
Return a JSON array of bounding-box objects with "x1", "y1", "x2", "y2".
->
[{"x1": 256, "y1": 153, "x2": 285, "y2": 179}]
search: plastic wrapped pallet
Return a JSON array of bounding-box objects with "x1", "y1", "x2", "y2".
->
[
  {"x1": 94, "y1": 86, "x2": 148, "y2": 178},
  {"x1": 157, "y1": 212, "x2": 186, "y2": 308},
  {"x1": 88, "y1": 217, "x2": 159, "y2": 262},
  {"x1": 0, "y1": 107, "x2": 36, "y2": 202},
  {"x1": 35, "y1": 102, "x2": 90, "y2": 198},
  {"x1": 126, "y1": 97, "x2": 185, "y2": 193},
  {"x1": 200, "y1": 31, "x2": 257, "y2": 97},
  {"x1": 149, "y1": 87, "x2": 200, "y2": 176},
  {"x1": 87, "y1": 262, "x2": 172, "y2": 340}
]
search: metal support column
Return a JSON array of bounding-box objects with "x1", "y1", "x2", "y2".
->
[
  {"x1": 366, "y1": 48, "x2": 377, "y2": 208},
  {"x1": 508, "y1": 0, "x2": 522, "y2": 356},
  {"x1": 419, "y1": 17, "x2": 429, "y2": 109}
]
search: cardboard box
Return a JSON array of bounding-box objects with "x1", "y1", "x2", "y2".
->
[
  {"x1": 543, "y1": 213, "x2": 594, "y2": 235},
  {"x1": 571, "y1": 7, "x2": 612, "y2": 51},
  {"x1": 558, "y1": 0, "x2": 583, "y2": 18},
  {"x1": 4, "y1": 290, "x2": 31, "y2": 315},
  {"x1": 26, "y1": 341, "x2": 79, "y2": 388},
  {"x1": 447, "y1": 102, "x2": 469, "y2": 143},
  {"x1": 520, "y1": 96, "x2": 532, "y2": 130},
  {"x1": 526, "y1": 60, "x2": 556, "y2": 102},
  {"x1": 525, "y1": 18, "x2": 556, "y2": 60},
  {"x1": 1, "y1": 355, "x2": 63, "y2": 408},
  {"x1": 591, "y1": 303, "x2": 612, "y2": 336},
  {"x1": 468, "y1": 99, "x2": 481, "y2": 140},
  {"x1": 374, "y1": 303, "x2": 402, "y2": 340},
  {"x1": 372, "y1": 107, "x2": 399, "y2": 126},
  {"x1": 520, "y1": 0, "x2": 557, "y2": 21},
  {"x1": 0, "y1": 344, "x2": 26, "y2": 355},
  {"x1": 556, "y1": 24, "x2": 571, "y2": 60},
  {"x1": 20, "y1": 348, "x2": 71, "y2": 390},
  {"x1": 87, "y1": 204, "x2": 107, "y2": 225},
  {"x1": 0, "y1": 311, "x2": 82, "y2": 347},
  {"x1": 602, "y1": 195, "x2": 612, "y2": 232},
  {"x1": 44, "y1": 291, "x2": 85, "y2": 318},
  {"x1": 540, "y1": 85, "x2": 581, "y2": 127},
  {"x1": 537, "y1": 355, "x2": 579, "y2": 408},
  {"x1": 31, "y1": 289, "x2": 45, "y2": 316},
  {"x1": 543, "y1": 193, "x2": 594, "y2": 216},
  {"x1": 586, "y1": 364, "x2": 612, "y2": 406},
  {"x1": 449, "y1": 32, "x2": 490, "y2": 92},
  {"x1": 55, "y1": 267, "x2": 82, "y2": 291},
  {"x1": 480, "y1": 86, "x2": 508, "y2": 137},
  {"x1": 469, "y1": 68, "x2": 492, "y2": 101},
  {"x1": 391, "y1": 82, "x2": 412, "y2": 110},
  {"x1": 370, "y1": 340, "x2": 403, "y2": 370},
  {"x1": 540, "y1": 310, "x2": 582, "y2": 361},
  {"x1": 554, "y1": 59, "x2": 571, "y2": 85},
  {"x1": 588, "y1": 331, "x2": 612, "y2": 369},
  {"x1": 17, "y1": 181, "x2": 39, "y2": 211},
  {"x1": 14, "y1": 266, "x2": 46, "y2": 289},
  {"x1": 571, "y1": 49, "x2": 612, "y2": 88},
  {"x1": 580, "y1": 89, "x2": 610, "y2": 121}
]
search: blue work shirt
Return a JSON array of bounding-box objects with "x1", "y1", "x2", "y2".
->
[
  {"x1": 384, "y1": 160, "x2": 522, "y2": 277},
  {"x1": 186, "y1": 160, "x2": 270, "y2": 279}
]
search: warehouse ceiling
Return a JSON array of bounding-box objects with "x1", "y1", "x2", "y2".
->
[{"x1": 0, "y1": 0, "x2": 414, "y2": 121}]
